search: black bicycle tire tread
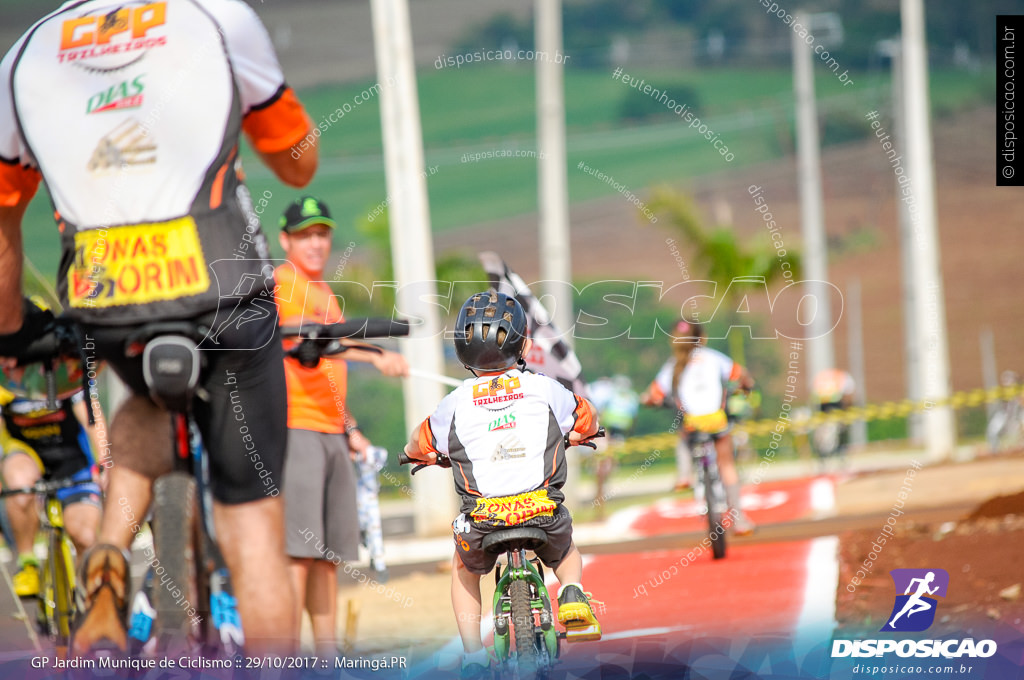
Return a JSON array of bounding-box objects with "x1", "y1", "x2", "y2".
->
[
  {"x1": 705, "y1": 467, "x2": 727, "y2": 560},
  {"x1": 151, "y1": 472, "x2": 199, "y2": 644},
  {"x1": 510, "y1": 578, "x2": 538, "y2": 674}
]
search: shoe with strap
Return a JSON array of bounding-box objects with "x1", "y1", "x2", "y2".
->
[
  {"x1": 13, "y1": 559, "x2": 40, "y2": 598},
  {"x1": 70, "y1": 544, "x2": 130, "y2": 655},
  {"x1": 557, "y1": 584, "x2": 602, "y2": 642},
  {"x1": 731, "y1": 511, "x2": 756, "y2": 536}
]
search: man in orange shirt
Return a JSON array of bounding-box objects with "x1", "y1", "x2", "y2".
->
[{"x1": 274, "y1": 197, "x2": 407, "y2": 656}]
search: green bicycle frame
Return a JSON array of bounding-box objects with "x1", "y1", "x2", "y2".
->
[
  {"x1": 41, "y1": 496, "x2": 76, "y2": 644},
  {"x1": 491, "y1": 549, "x2": 559, "y2": 663}
]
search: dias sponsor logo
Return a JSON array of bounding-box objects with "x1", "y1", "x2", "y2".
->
[
  {"x1": 832, "y1": 568, "x2": 997, "y2": 659},
  {"x1": 87, "y1": 76, "x2": 145, "y2": 114}
]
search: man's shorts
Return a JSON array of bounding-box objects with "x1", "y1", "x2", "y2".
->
[
  {"x1": 452, "y1": 504, "x2": 574, "y2": 576},
  {"x1": 1, "y1": 441, "x2": 100, "y2": 510},
  {"x1": 283, "y1": 429, "x2": 359, "y2": 562},
  {"x1": 82, "y1": 302, "x2": 286, "y2": 505}
]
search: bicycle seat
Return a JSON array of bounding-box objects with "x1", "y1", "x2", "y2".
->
[{"x1": 482, "y1": 527, "x2": 549, "y2": 555}]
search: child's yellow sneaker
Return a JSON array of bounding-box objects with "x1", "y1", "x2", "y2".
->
[{"x1": 557, "y1": 584, "x2": 602, "y2": 642}]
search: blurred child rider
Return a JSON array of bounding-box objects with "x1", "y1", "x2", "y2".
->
[
  {"x1": 274, "y1": 196, "x2": 407, "y2": 655},
  {"x1": 642, "y1": 319, "x2": 756, "y2": 534}
]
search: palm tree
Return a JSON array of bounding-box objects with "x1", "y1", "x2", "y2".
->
[{"x1": 647, "y1": 186, "x2": 801, "y2": 366}]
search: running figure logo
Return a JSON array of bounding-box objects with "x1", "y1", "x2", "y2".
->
[{"x1": 881, "y1": 568, "x2": 949, "y2": 632}]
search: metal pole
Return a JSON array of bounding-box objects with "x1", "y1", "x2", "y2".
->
[
  {"x1": 888, "y1": 42, "x2": 923, "y2": 442},
  {"x1": 847, "y1": 279, "x2": 867, "y2": 447},
  {"x1": 901, "y1": 0, "x2": 956, "y2": 459},
  {"x1": 793, "y1": 13, "x2": 835, "y2": 391},
  {"x1": 535, "y1": 0, "x2": 580, "y2": 510},
  {"x1": 535, "y1": 0, "x2": 573, "y2": 346},
  {"x1": 370, "y1": 0, "x2": 455, "y2": 535},
  {"x1": 980, "y1": 327, "x2": 998, "y2": 424}
]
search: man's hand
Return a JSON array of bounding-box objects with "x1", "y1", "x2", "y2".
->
[
  {"x1": 373, "y1": 350, "x2": 408, "y2": 378},
  {"x1": 348, "y1": 428, "x2": 370, "y2": 460}
]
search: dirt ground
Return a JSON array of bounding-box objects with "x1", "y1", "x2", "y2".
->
[{"x1": 835, "y1": 490, "x2": 1024, "y2": 636}]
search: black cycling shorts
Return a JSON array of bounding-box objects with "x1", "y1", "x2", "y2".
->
[{"x1": 82, "y1": 300, "x2": 286, "y2": 504}]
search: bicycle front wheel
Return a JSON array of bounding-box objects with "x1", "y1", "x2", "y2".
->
[
  {"x1": 704, "y1": 468, "x2": 727, "y2": 560},
  {"x1": 151, "y1": 472, "x2": 202, "y2": 653}
]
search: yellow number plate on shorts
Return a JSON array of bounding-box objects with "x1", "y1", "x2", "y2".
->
[
  {"x1": 70, "y1": 217, "x2": 210, "y2": 308},
  {"x1": 470, "y1": 488, "x2": 557, "y2": 526}
]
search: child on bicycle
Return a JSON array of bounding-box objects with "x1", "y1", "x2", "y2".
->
[
  {"x1": 403, "y1": 291, "x2": 601, "y2": 678},
  {"x1": 641, "y1": 319, "x2": 756, "y2": 534}
]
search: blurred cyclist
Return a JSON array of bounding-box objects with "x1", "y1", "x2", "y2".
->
[
  {"x1": 642, "y1": 320, "x2": 755, "y2": 534},
  {"x1": 1, "y1": 325, "x2": 106, "y2": 596}
]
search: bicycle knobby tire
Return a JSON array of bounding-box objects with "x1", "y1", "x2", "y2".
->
[
  {"x1": 510, "y1": 578, "x2": 539, "y2": 673},
  {"x1": 151, "y1": 472, "x2": 201, "y2": 650}
]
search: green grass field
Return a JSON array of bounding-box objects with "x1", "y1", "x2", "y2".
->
[{"x1": 18, "y1": 64, "x2": 990, "y2": 282}]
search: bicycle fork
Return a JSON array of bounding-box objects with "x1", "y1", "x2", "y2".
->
[{"x1": 492, "y1": 550, "x2": 558, "y2": 664}]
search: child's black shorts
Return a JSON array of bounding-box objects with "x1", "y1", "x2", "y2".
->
[{"x1": 452, "y1": 504, "x2": 574, "y2": 575}]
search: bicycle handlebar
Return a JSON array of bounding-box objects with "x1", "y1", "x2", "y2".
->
[
  {"x1": 279, "y1": 319, "x2": 411, "y2": 341},
  {"x1": 0, "y1": 477, "x2": 84, "y2": 498},
  {"x1": 397, "y1": 428, "x2": 605, "y2": 475}
]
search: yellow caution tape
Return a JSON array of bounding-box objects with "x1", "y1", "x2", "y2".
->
[{"x1": 605, "y1": 384, "x2": 1024, "y2": 459}]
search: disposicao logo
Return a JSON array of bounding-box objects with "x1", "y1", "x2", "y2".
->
[
  {"x1": 882, "y1": 568, "x2": 949, "y2": 632},
  {"x1": 831, "y1": 568, "x2": 997, "y2": 659}
]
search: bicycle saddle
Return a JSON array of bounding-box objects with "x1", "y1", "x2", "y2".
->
[{"x1": 482, "y1": 527, "x2": 549, "y2": 554}]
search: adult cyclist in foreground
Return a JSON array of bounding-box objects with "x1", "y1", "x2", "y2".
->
[{"x1": 0, "y1": 0, "x2": 318, "y2": 654}]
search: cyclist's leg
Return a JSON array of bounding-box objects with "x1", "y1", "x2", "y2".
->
[
  {"x1": 1, "y1": 447, "x2": 42, "y2": 562},
  {"x1": 199, "y1": 321, "x2": 295, "y2": 653},
  {"x1": 715, "y1": 432, "x2": 755, "y2": 533},
  {"x1": 213, "y1": 498, "x2": 295, "y2": 652},
  {"x1": 674, "y1": 437, "x2": 693, "y2": 490},
  {"x1": 451, "y1": 553, "x2": 485, "y2": 654},
  {"x1": 60, "y1": 491, "x2": 101, "y2": 557}
]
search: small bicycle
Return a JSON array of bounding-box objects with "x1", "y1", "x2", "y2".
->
[
  {"x1": 400, "y1": 429, "x2": 604, "y2": 678},
  {"x1": 1, "y1": 477, "x2": 82, "y2": 652},
  {"x1": 687, "y1": 430, "x2": 728, "y2": 560}
]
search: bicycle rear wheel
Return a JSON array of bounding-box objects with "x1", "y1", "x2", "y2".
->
[
  {"x1": 510, "y1": 578, "x2": 539, "y2": 674},
  {"x1": 151, "y1": 472, "x2": 202, "y2": 653},
  {"x1": 704, "y1": 464, "x2": 727, "y2": 560}
]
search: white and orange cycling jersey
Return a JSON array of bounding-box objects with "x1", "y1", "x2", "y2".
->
[
  {"x1": 812, "y1": 369, "x2": 855, "y2": 405},
  {"x1": 649, "y1": 347, "x2": 742, "y2": 433},
  {"x1": 0, "y1": 0, "x2": 310, "y2": 323},
  {"x1": 416, "y1": 369, "x2": 597, "y2": 516}
]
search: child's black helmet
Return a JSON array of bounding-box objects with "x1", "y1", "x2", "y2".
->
[{"x1": 454, "y1": 291, "x2": 528, "y2": 371}]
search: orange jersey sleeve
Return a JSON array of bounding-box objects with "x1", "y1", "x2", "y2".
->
[
  {"x1": 571, "y1": 395, "x2": 599, "y2": 436},
  {"x1": 0, "y1": 161, "x2": 40, "y2": 207},
  {"x1": 242, "y1": 86, "x2": 311, "y2": 154},
  {"x1": 417, "y1": 418, "x2": 438, "y2": 456}
]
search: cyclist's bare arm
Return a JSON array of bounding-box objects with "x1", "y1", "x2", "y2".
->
[
  {"x1": 0, "y1": 200, "x2": 29, "y2": 333},
  {"x1": 72, "y1": 395, "x2": 108, "y2": 470},
  {"x1": 341, "y1": 342, "x2": 409, "y2": 377},
  {"x1": 256, "y1": 145, "x2": 317, "y2": 188},
  {"x1": 402, "y1": 430, "x2": 437, "y2": 465}
]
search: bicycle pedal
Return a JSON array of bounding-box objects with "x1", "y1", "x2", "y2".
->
[{"x1": 564, "y1": 622, "x2": 602, "y2": 642}]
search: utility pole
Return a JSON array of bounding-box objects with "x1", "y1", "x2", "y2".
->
[
  {"x1": 535, "y1": 0, "x2": 581, "y2": 509},
  {"x1": 793, "y1": 13, "x2": 835, "y2": 391},
  {"x1": 535, "y1": 0, "x2": 573, "y2": 344},
  {"x1": 370, "y1": 0, "x2": 454, "y2": 535},
  {"x1": 847, "y1": 279, "x2": 867, "y2": 447},
  {"x1": 900, "y1": 0, "x2": 956, "y2": 459},
  {"x1": 879, "y1": 38, "x2": 923, "y2": 442}
]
